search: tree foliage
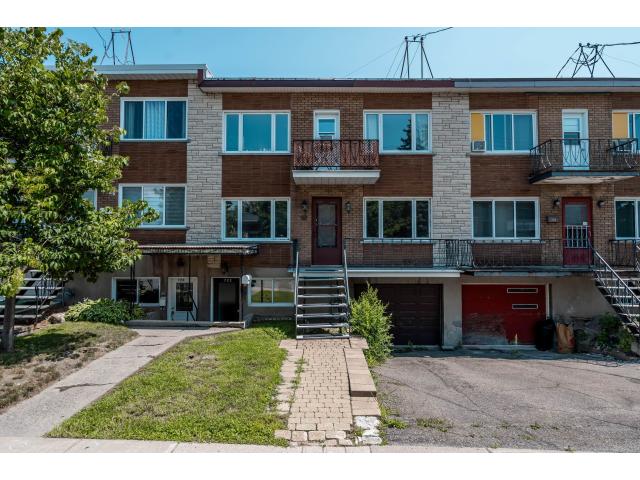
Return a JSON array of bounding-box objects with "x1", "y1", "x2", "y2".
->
[{"x1": 0, "y1": 28, "x2": 157, "y2": 350}]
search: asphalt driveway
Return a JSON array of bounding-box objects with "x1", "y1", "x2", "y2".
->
[{"x1": 374, "y1": 350, "x2": 640, "y2": 452}]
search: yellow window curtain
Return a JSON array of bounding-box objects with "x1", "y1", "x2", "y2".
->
[
  {"x1": 471, "y1": 113, "x2": 485, "y2": 142},
  {"x1": 612, "y1": 112, "x2": 629, "y2": 139}
]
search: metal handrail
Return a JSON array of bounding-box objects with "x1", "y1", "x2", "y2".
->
[
  {"x1": 293, "y1": 244, "x2": 300, "y2": 332},
  {"x1": 342, "y1": 244, "x2": 350, "y2": 310}
]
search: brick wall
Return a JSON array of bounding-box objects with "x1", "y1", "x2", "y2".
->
[
  {"x1": 291, "y1": 93, "x2": 363, "y2": 139},
  {"x1": 129, "y1": 229, "x2": 187, "y2": 244},
  {"x1": 363, "y1": 156, "x2": 433, "y2": 196},
  {"x1": 119, "y1": 143, "x2": 187, "y2": 183},
  {"x1": 222, "y1": 155, "x2": 291, "y2": 197}
]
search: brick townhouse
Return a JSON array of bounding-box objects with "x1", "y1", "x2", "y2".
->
[{"x1": 71, "y1": 64, "x2": 640, "y2": 347}]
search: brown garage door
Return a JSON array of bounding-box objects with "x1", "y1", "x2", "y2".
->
[{"x1": 354, "y1": 284, "x2": 442, "y2": 346}]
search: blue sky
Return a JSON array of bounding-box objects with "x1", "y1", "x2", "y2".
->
[{"x1": 60, "y1": 27, "x2": 640, "y2": 78}]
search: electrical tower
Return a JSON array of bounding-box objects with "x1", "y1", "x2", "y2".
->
[
  {"x1": 398, "y1": 27, "x2": 452, "y2": 79},
  {"x1": 556, "y1": 41, "x2": 640, "y2": 78},
  {"x1": 95, "y1": 28, "x2": 136, "y2": 66}
]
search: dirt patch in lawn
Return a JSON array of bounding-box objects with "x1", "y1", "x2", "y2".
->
[{"x1": 0, "y1": 322, "x2": 137, "y2": 412}]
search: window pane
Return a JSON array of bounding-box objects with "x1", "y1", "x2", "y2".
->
[
  {"x1": 121, "y1": 186, "x2": 142, "y2": 204},
  {"x1": 144, "y1": 101, "x2": 166, "y2": 139},
  {"x1": 166, "y1": 101, "x2": 186, "y2": 139},
  {"x1": 275, "y1": 114, "x2": 289, "y2": 151},
  {"x1": 225, "y1": 114, "x2": 239, "y2": 151},
  {"x1": 164, "y1": 187, "x2": 185, "y2": 226},
  {"x1": 484, "y1": 115, "x2": 493, "y2": 151},
  {"x1": 274, "y1": 200, "x2": 288, "y2": 238},
  {"x1": 242, "y1": 114, "x2": 271, "y2": 151},
  {"x1": 82, "y1": 189, "x2": 96, "y2": 207},
  {"x1": 242, "y1": 200, "x2": 271, "y2": 238},
  {"x1": 516, "y1": 201, "x2": 536, "y2": 238},
  {"x1": 138, "y1": 278, "x2": 160, "y2": 304},
  {"x1": 143, "y1": 187, "x2": 164, "y2": 226},
  {"x1": 123, "y1": 101, "x2": 143, "y2": 139},
  {"x1": 616, "y1": 201, "x2": 636, "y2": 238},
  {"x1": 495, "y1": 201, "x2": 515, "y2": 237},
  {"x1": 473, "y1": 201, "x2": 493, "y2": 237},
  {"x1": 383, "y1": 201, "x2": 412, "y2": 238},
  {"x1": 415, "y1": 114, "x2": 429, "y2": 151},
  {"x1": 318, "y1": 119, "x2": 335, "y2": 135},
  {"x1": 382, "y1": 114, "x2": 412, "y2": 151},
  {"x1": 416, "y1": 201, "x2": 430, "y2": 237},
  {"x1": 634, "y1": 114, "x2": 640, "y2": 139},
  {"x1": 225, "y1": 201, "x2": 238, "y2": 238},
  {"x1": 492, "y1": 114, "x2": 513, "y2": 151},
  {"x1": 514, "y1": 115, "x2": 534, "y2": 151},
  {"x1": 365, "y1": 201, "x2": 379, "y2": 238},
  {"x1": 251, "y1": 279, "x2": 272, "y2": 304},
  {"x1": 115, "y1": 279, "x2": 137, "y2": 303},
  {"x1": 365, "y1": 114, "x2": 379, "y2": 140},
  {"x1": 273, "y1": 279, "x2": 294, "y2": 304}
]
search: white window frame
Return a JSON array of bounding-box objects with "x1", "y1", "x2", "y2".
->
[
  {"x1": 119, "y1": 97, "x2": 188, "y2": 141},
  {"x1": 223, "y1": 111, "x2": 291, "y2": 154},
  {"x1": 363, "y1": 197, "x2": 432, "y2": 241},
  {"x1": 111, "y1": 276, "x2": 161, "y2": 307},
  {"x1": 248, "y1": 277, "x2": 295, "y2": 307},
  {"x1": 471, "y1": 197, "x2": 540, "y2": 240},
  {"x1": 118, "y1": 184, "x2": 187, "y2": 229},
  {"x1": 221, "y1": 197, "x2": 291, "y2": 242},
  {"x1": 313, "y1": 110, "x2": 340, "y2": 140},
  {"x1": 363, "y1": 110, "x2": 432, "y2": 154},
  {"x1": 472, "y1": 110, "x2": 538, "y2": 155},
  {"x1": 614, "y1": 197, "x2": 640, "y2": 239}
]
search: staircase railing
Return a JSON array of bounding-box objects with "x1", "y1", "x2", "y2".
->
[
  {"x1": 342, "y1": 244, "x2": 350, "y2": 322},
  {"x1": 293, "y1": 245, "x2": 300, "y2": 333},
  {"x1": 591, "y1": 242, "x2": 640, "y2": 335}
]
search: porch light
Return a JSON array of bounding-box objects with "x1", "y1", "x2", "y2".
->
[
  {"x1": 301, "y1": 199, "x2": 309, "y2": 215},
  {"x1": 597, "y1": 199, "x2": 605, "y2": 208},
  {"x1": 553, "y1": 198, "x2": 560, "y2": 208},
  {"x1": 345, "y1": 201, "x2": 352, "y2": 214}
]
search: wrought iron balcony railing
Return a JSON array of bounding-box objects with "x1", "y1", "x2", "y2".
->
[
  {"x1": 530, "y1": 138, "x2": 640, "y2": 177},
  {"x1": 292, "y1": 139, "x2": 379, "y2": 170}
]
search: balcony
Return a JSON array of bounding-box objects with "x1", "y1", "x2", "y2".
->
[
  {"x1": 340, "y1": 238, "x2": 592, "y2": 273},
  {"x1": 529, "y1": 138, "x2": 640, "y2": 184},
  {"x1": 292, "y1": 139, "x2": 380, "y2": 185}
]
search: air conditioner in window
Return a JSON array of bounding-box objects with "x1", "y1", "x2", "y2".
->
[{"x1": 471, "y1": 140, "x2": 486, "y2": 152}]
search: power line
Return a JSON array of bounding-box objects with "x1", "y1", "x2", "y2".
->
[
  {"x1": 604, "y1": 52, "x2": 640, "y2": 70},
  {"x1": 344, "y1": 41, "x2": 404, "y2": 78},
  {"x1": 398, "y1": 28, "x2": 452, "y2": 79}
]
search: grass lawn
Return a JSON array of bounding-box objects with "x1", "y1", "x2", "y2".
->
[
  {"x1": 49, "y1": 321, "x2": 294, "y2": 445},
  {"x1": 0, "y1": 321, "x2": 137, "y2": 413}
]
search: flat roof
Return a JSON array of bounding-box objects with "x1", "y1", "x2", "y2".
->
[{"x1": 96, "y1": 64, "x2": 210, "y2": 80}]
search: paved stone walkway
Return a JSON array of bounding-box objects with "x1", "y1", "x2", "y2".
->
[
  {"x1": 0, "y1": 436, "x2": 566, "y2": 453},
  {"x1": 0, "y1": 327, "x2": 235, "y2": 437},
  {"x1": 275, "y1": 338, "x2": 381, "y2": 447}
]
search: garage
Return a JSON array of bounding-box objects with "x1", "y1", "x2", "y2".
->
[
  {"x1": 462, "y1": 284, "x2": 547, "y2": 345},
  {"x1": 354, "y1": 284, "x2": 442, "y2": 346}
]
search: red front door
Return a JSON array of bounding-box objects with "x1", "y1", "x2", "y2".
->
[
  {"x1": 312, "y1": 197, "x2": 342, "y2": 265},
  {"x1": 562, "y1": 197, "x2": 592, "y2": 266}
]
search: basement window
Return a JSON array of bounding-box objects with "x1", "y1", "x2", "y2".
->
[
  {"x1": 113, "y1": 277, "x2": 160, "y2": 306},
  {"x1": 249, "y1": 278, "x2": 294, "y2": 306},
  {"x1": 121, "y1": 99, "x2": 187, "y2": 140}
]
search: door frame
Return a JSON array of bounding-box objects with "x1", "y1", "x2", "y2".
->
[
  {"x1": 167, "y1": 276, "x2": 198, "y2": 321},
  {"x1": 561, "y1": 197, "x2": 593, "y2": 265},
  {"x1": 209, "y1": 276, "x2": 240, "y2": 323},
  {"x1": 311, "y1": 197, "x2": 342, "y2": 265}
]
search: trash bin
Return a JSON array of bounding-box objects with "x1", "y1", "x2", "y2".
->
[{"x1": 534, "y1": 319, "x2": 555, "y2": 351}]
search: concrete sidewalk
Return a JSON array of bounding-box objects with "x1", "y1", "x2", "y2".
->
[
  {"x1": 0, "y1": 436, "x2": 566, "y2": 453},
  {"x1": 0, "y1": 327, "x2": 235, "y2": 437}
]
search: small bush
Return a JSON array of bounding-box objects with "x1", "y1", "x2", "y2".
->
[
  {"x1": 66, "y1": 299, "x2": 144, "y2": 325},
  {"x1": 596, "y1": 312, "x2": 634, "y2": 353},
  {"x1": 349, "y1": 285, "x2": 393, "y2": 365}
]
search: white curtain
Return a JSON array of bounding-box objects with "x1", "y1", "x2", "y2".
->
[{"x1": 144, "y1": 101, "x2": 165, "y2": 139}]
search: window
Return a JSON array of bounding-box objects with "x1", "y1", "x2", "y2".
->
[
  {"x1": 364, "y1": 111, "x2": 430, "y2": 153},
  {"x1": 121, "y1": 99, "x2": 187, "y2": 140},
  {"x1": 471, "y1": 112, "x2": 536, "y2": 152},
  {"x1": 82, "y1": 189, "x2": 97, "y2": 208},
  {"x1": 119, "y1": 185, "x2": 186, "y2": 228},
  {"x1": 113, "y1": 277, "x2": 160, "y2": 306},
  {"x1": 629, "y1": 113, "x2": 640, "y2": 138},
  {"x1": 472, "y1": 199, "x2": 538, "y2": 239},
  {"x1": 224, "y1": 112, "x2": 290, "y2": 153},
  {"x1": 249, "y1": 278, "x2": 294, "y2": 306},
  {"x1": 615, "y1": 199, "x2": 640, "y2": 238},
  {"x1": 223, "y1": 199, "x2": 290, "y2": 240},
  {"x1": 364, "y1": 199, "x2": 430, "y2": 239}
]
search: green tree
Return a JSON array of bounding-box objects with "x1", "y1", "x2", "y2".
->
[{"x1": 0, "y1": 28, "x2": 156, "y2": 352}]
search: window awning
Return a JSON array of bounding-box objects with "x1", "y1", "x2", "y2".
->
[{"x1": 139, "y1": 243, "x2": 258, "y2": 255}]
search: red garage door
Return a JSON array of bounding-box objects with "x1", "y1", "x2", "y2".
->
[{"x1": 462, "y1": 285, "x2": 546, "y2": 345}]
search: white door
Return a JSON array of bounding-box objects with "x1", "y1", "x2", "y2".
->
[
  {"x1": 313, "y1": 111, "x2": 340, "y2": 170},
  {"x1": 168, "y1": 277, "x2": 198, "y2": 321},
  {"x1": 562, "y1": 111, "x2": 589, "y2": 169}
]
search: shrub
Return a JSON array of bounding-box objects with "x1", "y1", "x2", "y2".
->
[
  {"x1": 596, "y1": 312, "x2": 634, "y2": 353},
  {"x1": 349, "y1": 285, "x2": 393, "y2": 365},
  {"x1": 66, "y1": 298, "x2": 144, "y2": 325}
]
